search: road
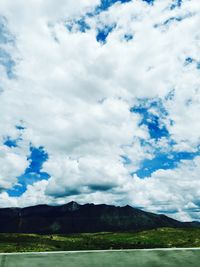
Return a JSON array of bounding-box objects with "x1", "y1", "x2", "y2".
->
[{"x1": 0, "y1": 249, "x2": 200, "y2": 267}]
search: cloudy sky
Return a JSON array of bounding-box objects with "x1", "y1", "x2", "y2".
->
[{"x1": 0, "y1": 0, "x2": 200, "y2": 221}]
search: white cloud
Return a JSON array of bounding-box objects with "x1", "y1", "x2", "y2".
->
[
  {"x1": 129, "y1": 156, "x2": 200, "y2": 221},
  {"x1": 0, "y1": 0, "x2": 200, "y2": 221},
  {"x1": 0, "y1": 145, "x2": 28, "y2": 190}
]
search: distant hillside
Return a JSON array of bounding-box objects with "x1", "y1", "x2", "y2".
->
[
  {"x1": 2, "y1": 228, "x2": 200, "y2": 252},
  {"x1": 0, "y1": 201, "x2": 199, "y2": 234}
]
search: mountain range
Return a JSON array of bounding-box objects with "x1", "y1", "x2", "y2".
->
[{"x1": 0, "y1": 201, "x2": 199, "y2": 234}]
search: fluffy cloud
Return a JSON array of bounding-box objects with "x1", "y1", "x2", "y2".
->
[
  {"x1": 130, "y1": 156, "x2": 200, "y2": 221},
  {"x1": 0, "y1": 0, "x2": 200, "y2": 221},
  {"x1": 0, "y1": 145, "x2": 28, "y2": 190}
]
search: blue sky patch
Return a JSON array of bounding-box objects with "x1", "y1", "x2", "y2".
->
[
  {"x1": 185, "y1": 57, "x2": 193, "y2": 64},
  {"x1": 4, "y1": 137, "x2": 18, "y2": 148},
  {"x1": 170, "y1": 0, "x2": 182, "y2": 10},
  {"x1": 4, "y1": 125, "x2": 25, "y2": 148},
  {"x1": 124, "y1": 34, "x2": 133, "y2": 41},
  {"x1": 66, "y1": 0, "x2": 132, "y2": 34},
  {"x1": 163, "y1": 16, "x2": 183, "y2": 25},
  {"x1": 95, "y1": 0, "x2": 132, "y2": 13},
  {"x1": 154, "y1": 14, "x2": 191, "y2": 29},
  {"x1": 131, "y1": 99, "x2": 169, "y2": 140},
  {"x1": 66, "y1": 17, "x2": 90, "y2": 33},
  {"x1": 16, "y1": 125, "x2": 25, "y2": 131},
  {"x1": 121, "y1": 155, "x2": 132, "y2": 165},
  {"x1": 134, "y1": 150, "x2": 200, "y2": 178},
  {"x1": 142, "y1": 0, "x2": 154, "y2": 4},
  {"x1": 184, "y1": 57, "x2": 200, "y2": 69},
  {"x1": 26, "y1": 146, "x2": 49, "y2": 174},
  {"x1": 7, "y1": 146, "x2": 50, "y2": 197},
  {"x1": 165, "y1": 89, "x2": 175, "y2": 101},
  {"x1": 76, "y1": 18, "x2": 90, "y2": 32},
  {"x1": 96, "y1": 24, "x2": 116, "y2": 44},
  {"x1": 130, "y1": 98, "x2": 200, "y2": 179}
]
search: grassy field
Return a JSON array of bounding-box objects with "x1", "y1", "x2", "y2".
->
[{"x1": 0, "y1": 228, "x2": 200, "y2": 253}]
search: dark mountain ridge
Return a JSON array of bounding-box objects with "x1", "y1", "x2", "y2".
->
[{"x1": 0, "y1": 201, "x2": 198, "y2": 234}]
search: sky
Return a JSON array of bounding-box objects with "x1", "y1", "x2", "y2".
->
[{"x1": 0, "y1": 0, "x2": 200, "y2": 222}]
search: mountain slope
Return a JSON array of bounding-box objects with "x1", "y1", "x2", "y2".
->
[{"x1": 0, "y1": 201, "x2": 197, "y2": 234}]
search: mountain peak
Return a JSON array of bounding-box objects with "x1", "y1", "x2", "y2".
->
[
  {"x1": 0, "y1": 202, "x2": 197, "y2": 234},
  {"x1": 65, "y1": 201, "x2": 80, "y2": 211}
]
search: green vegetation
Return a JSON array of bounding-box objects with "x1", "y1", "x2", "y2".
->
[{"x1": 0, "y1": 228, "x2": 200, "y2": 253}]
